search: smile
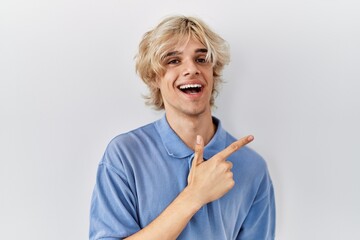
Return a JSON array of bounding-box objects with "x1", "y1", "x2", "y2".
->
[{"x1": 178, "y1": 84, "x2": 203, "y2": 94}]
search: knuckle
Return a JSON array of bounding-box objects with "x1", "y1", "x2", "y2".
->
[
  {"x1": 222, "y1": 161, "x2": 232, "y2": 171},
  {"x1": 227, "y1": 179, "x2": 235, "y2": 189},
  {"x1": 214, "y1": 156, "x2": 223, "y2": 162},
  {"x1": 225, "y1": 171, "x2": 233, "y2": 178},
  {"x1": 230, "y1": 142, "x2": 239, "y2": 151},
  {"x1": 195, "y1": 146, "x2": 203, "y2": 155}
]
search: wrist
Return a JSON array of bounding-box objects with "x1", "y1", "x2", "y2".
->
[{"x1": 180, "y1": 186, "x2": 204, "y2": 213}]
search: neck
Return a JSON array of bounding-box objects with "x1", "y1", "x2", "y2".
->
[{"x1": 165, "y1": 111, "x2": 216, "y2": 150}]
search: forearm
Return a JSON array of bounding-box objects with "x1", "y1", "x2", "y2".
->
[{"x1": 124, "y1": 187, "x2": 202, "y2": 240}]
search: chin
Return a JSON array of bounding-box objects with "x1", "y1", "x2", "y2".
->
[{"x1": 183, "y1": 106, "x2": 209, "y2": 117}]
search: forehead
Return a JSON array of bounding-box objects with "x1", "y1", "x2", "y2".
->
[{"x1": 165, "y1": 37, "x2": 207, "y2": 55}]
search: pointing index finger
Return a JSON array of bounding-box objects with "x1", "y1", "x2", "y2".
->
[{"x1": 217, "y1": 135, "x2": 254, "y2": 160}]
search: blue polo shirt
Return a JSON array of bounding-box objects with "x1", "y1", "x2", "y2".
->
[{"x1": 90, "y1": 115, "x2": 275, "y2": 240}]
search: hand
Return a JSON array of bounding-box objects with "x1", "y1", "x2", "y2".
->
[{"x1": 187, "y1": 135, "x2": 254, "y2": 206}]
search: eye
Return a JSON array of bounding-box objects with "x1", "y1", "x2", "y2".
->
[
  {"x1": 167, "y1": 59, "x2": 180, "y2": 65},
  {"x1": 196, "y1": 58, "x2": 207, "y2": 63},
  {"x1": 196, "y1": 55, "x2": 208, "y2": 64}
]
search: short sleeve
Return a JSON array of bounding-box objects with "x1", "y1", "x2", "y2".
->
[
  {"x1": 237, "y1": 168, "x2": 276, "y2": 240},
  {"x1": 89, "y1": 162, "x2": 140, "y2": 240}
]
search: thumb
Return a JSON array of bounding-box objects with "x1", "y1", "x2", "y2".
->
[{"x1": 193, "y1": 135, "x2": 204, "y2": 166}]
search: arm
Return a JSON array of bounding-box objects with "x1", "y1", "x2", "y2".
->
[{"x1": 125, "y1": 135, "x2": 254, "y2": 240}]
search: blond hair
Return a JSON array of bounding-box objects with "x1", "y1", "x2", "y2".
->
[{"x1": 135, "y1": 15, "x2": 230, "y2": 110}]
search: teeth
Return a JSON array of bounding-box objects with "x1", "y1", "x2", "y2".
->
[{"x1": 179, "y1": 84, "x2": 202, "y2": 89}]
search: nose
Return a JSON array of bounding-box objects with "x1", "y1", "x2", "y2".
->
[{"x1": 182, "y1": 60, "x2": 200, "y2": 76}]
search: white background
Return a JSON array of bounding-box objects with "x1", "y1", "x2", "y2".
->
[{"x1": 1, "y1": 0, "x2": 359, "y2": 239}]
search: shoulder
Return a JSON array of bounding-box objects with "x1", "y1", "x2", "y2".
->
[
  {"x1": 108, "y1": 121, "x2": 157, "y2": 150},
  {"x1": 225, "y1": 132, "x2": 269, "y2": 176},
  {"x1": 225, "y1": 133, "x2": 264, "y2": 161},
  {"x1": 224, "y1": 133, "x2": 273, "y2": 199},
  {"x1": 101, "y1": 121, "x2": 159, "y2": 168}
]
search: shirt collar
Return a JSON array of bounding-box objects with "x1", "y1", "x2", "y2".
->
[{"x1": 154, "y1": 114, "x2": 227, "y2": 159}]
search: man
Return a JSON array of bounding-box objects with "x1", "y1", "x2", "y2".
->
[{"x1": 90, "y1": 15, "x2": 275, "y2": 239}]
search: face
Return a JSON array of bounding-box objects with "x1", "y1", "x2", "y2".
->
[{"x1": 156, "y1": 38, "x2": 214, "y2": 118}]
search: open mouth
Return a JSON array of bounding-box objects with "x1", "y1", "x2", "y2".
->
[{"x1": 178, "y1": 84, "x2": 202, "y2": 94}]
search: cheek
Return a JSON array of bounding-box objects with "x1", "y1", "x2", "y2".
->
[
  {"x1": 162, "y1": 72, "x2": 178, "y2": 88},
  {"x1": 158, "y1": 75, "x2": 174, "y2": 94},
  {"x1": 203, "y1": 67, "x2": 214, "y2": 78}
]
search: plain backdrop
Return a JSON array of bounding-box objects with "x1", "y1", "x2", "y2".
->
[{"x1": 1, "y1": 0, "x2": 359, "y2": 239}]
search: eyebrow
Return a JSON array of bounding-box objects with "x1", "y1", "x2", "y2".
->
[{"x1": 165, "y1": 48, "x2": 208, "y2": 57}]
